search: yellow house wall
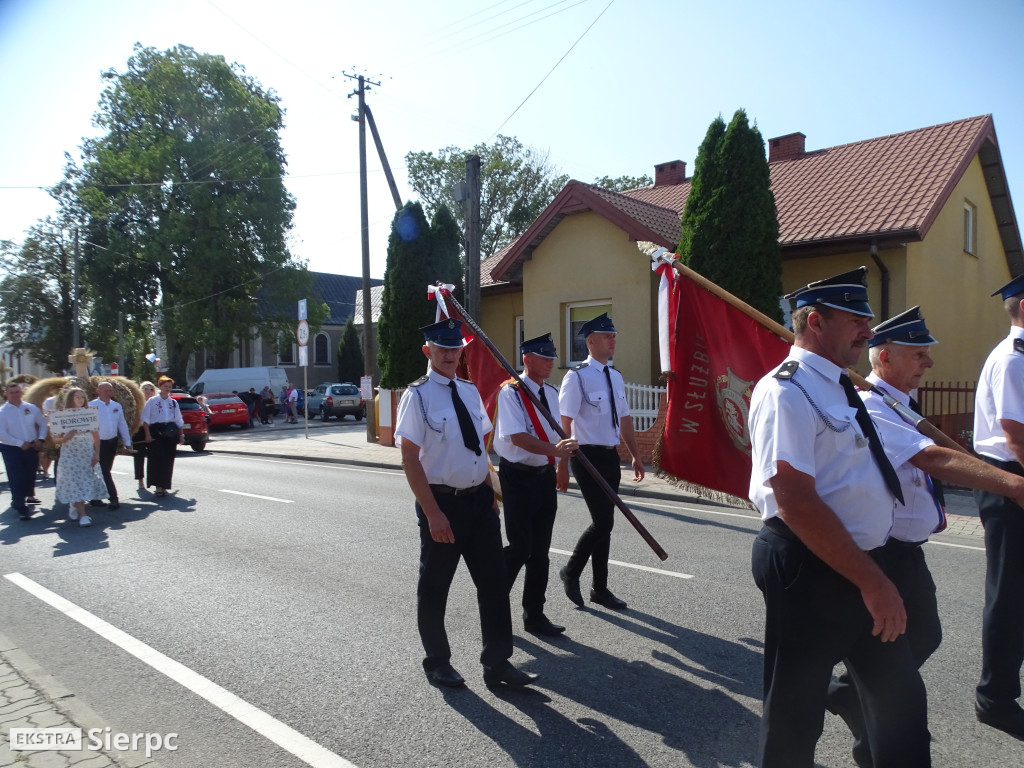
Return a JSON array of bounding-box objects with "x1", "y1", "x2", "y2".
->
[
  {"x1": 905, "y1": 156, "x2": 1012, "y2": 384},
  {"x1": 478, "y1": 290, "x2": 522, "y2": 365},
  {"x1": 480, "y1": 212, "x2": 658, "y2": 387}
]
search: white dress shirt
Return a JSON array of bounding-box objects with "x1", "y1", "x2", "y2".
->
[
  {"x1": 0, "y1": 400, "x2": 47, "y2": 446},
  {"x1": 861, "y1": 372, "x2": 941, "y2": 541},
  {"x1": 749, "y1": 346, "x2": 896, "y2": 550},
  {"x1": 974, "y1": 326, "x2": 1024, "y2": 463},
  {"x1": 396, "y1": 369, "x2": 491, "y2": 488},
  {"x1": 558, "y1": 356, "x2": 630, "y2": 446},
  {"x1": 89, "y1": 398, "x2": 133, "y2": 444},
  {"x1": 493, "y1": 377, "x2": 561, "y2": 466},
  {"x1": 141, "y1": 395, "x2": 185, "y2": 427}
]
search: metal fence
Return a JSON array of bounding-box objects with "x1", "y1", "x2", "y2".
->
[{"x1": 917, "y1": 381, "x2": 976, "y2": 450}]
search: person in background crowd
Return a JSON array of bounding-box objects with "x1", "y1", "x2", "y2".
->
[
  {"x1": 286, "y1": 383, "x2": 299, "y2": 423},
  {"x1": 132, "y1": 381, "x2": 156, "y2": 490},
  {"x1": 53, "y1": 387, "x2": 108, "y2": 527},
  {"x1": 89, "y1": 381, "x2": 132, "y2": 511},
  {"x1": 141, "y1": 376, "x2": 185, "y2": 498},
  {"x1": 260, "y1": 384, "x2": 275, "y2": 425},
  {"x1": 39, "y1": 393, "x2": 57, "y2": 480},
  {"x1": 0, "y1": 382, "x2": 47, "y2": 519}
]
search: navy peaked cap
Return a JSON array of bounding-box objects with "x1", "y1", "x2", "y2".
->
[
  {"x1": 992, "y1": 274, "x2": 1024, "y2": 301},
  {"x1": 421, "y1": 318, "x2": 466, "y2": 348},
  {"x1": 869, "y1": 306, "x2": 938, "y2": 347},
  {"x1": 521, "y1": 333, "x2": 557, "y2": 358},
  {"x1": 784, "y1": 266, "x2": 873, "y2": 318},
  {"x1": 578, "y1": 312, "x2": 617, "y2": 337}
]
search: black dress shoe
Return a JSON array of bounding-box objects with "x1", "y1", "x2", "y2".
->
[
  {"x1": 25, "y1": 496, "x2": 42, "y2": 505},
  {"x1": 15, "y1": 506, "x2": 33, "y2": 520},
  {"x1": 108, "y1": 501, "x2": 120, "y2": 510},
  {"x1": 559, "y1": 566, "x2": 584, "y2": 607},
  {"x1": 425, "y1": 663, "x2": 465, "y2": 688},
  {"x1": 590, "y1": 588, "x2": 627, "y2": 610},
  {"x1": 524, "y1": 613, "x2": 566, "y2": 636},
  {"x1": 90, "y1": 499, "x2": 107, "y2": 507},
  {"x1": 976, "y1": 702, "x2": 1024, "y2": 738},
  {"x1": 483, "y1": 661, "x2": 538, "y2": 688}
]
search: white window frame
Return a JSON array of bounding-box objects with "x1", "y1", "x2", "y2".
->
[
  {"x1": 314, "y1": 332, "x2": 331, "y2": 366},
  {"x1": 964, "y1": 201, "x2": 977, "y2": 255},
  {"x1": 514, "y1": 316, "x2": 525, "y2": 371},
  {"x1": 565, "y1": 300, "x2": 612, "y2": 367}
]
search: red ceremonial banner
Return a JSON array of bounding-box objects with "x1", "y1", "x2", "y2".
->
[
  {"x1": 445, "y1": 308, "x2": 508, "y2": 422},
  {"x1": 659, "y1": 274, "x2": 790, "y2": 502}
]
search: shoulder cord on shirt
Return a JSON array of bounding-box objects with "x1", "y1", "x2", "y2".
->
[
  {"x1": 414, "y1": 385, "x2": 443, "y2": 435},
  {"x1": 575, "y1": 368, "x2": 599, "y2": 406},
  {"x1": 781, "y1": 378, "x2": 852, "y2": 434}
]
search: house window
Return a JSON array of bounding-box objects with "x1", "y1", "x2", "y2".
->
[
  {"x1": 514, "y1": 316, "x2": 525, "y2": 371},
  {"x1": 314, "y1": 332, "x2": 330, "y2": 366},
  {"x1": 277, "y1": 335, "x2": 295, "y2": 365},
  {"x1": 566, "y1": 301, "x2": 612, "y2": 366},
  {"x1": 964, "y1": 201, "x2": 977, "y2": 255}
]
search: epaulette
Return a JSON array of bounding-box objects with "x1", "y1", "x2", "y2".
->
[
  {"x1": 774, "y1": 360, "x2": 799, "y2": 380},
  {"x1": 408, "y1": 375, "x2": 429, "y2": 388},
  {"x1": 456, "y1": 376, "x2": 474, "y2": 385},
  {"x1": 571, "y1": 362, "x2": 589, "y2": 371},
  {"x1": 1014, "y1": 339, "x2": 1024, "y2": 355}
]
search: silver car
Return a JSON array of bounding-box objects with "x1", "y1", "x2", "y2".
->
[{"x1": 308, "y1": 382, "x2": 365, "y2": 421}]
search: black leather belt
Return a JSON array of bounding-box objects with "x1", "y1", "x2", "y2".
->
[
  {"x1": 883, "y1": 537, "x2": 927, "y2": 551},
  {"x1": 579, "y1": 444, "x2": 617, "y2": 451},
  {"x1": 764, "y1": 516, "x2": 798, "y2": 540},
  {"x1": 430, "y1": 483, "x2": 485, "y2": 496},
  {"x1": 499, "y1": 458, "x2": 552, "y2": 475}
]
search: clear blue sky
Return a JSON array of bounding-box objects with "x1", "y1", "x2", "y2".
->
[{"x1": 1, "y1": 0, "x2": 1022, "y2": 280}]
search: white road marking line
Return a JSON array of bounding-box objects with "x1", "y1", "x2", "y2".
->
[
  {"x1": 219, "y1": 490, "x2": 294, "y2": 503},
  {"x1": 927, "y1": 540, "x2": 984, "y2": 551},
  {"x1": 549, "y1": 548, "x2": 693, "y2": 579},
  {"x1": 4, "y1": 572, "x2": 359, "y2": 768}
]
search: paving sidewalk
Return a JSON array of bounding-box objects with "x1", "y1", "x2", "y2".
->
[
  {"x1": 203, "y1": 418, "x2": 985, "y2": 540},
  {"x1": 0, "y1": 633, "x2": 160, "y2": 768}
]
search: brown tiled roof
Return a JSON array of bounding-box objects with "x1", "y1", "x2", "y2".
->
[{"x1": 488, "y1": 114, "x2": 1022, "y2": 283}]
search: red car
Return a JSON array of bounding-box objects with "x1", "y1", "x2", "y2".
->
[
  {"x1": 205, "y1": 392, "x2": 252, "y2": 429},
  {"x1": 169, "y1": 393, "x2": 209, "y2": 452}
]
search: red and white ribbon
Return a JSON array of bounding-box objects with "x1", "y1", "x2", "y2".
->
[
  {"x1": 650, "y1": 247, "x2": 678, "y2": 373},
  {"x1": 427, "y1": 283, "x2": 455, "y2": 322}
]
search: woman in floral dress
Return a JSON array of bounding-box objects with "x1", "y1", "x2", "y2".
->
[{"x1": 53, "y1": 387, "x2": 107, "y2": 527}]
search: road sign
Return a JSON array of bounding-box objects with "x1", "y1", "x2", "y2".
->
[
  {"x1": 296, "y1": 319, "x2": 310, "y2": 347},
  {"x1": 298, "y1": 298, "x2": 307, "y2": 321}
]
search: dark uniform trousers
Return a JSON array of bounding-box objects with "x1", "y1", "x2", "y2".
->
[
  {"x1": 498, "y1": 459, "x2": 557, "y2": 618},
  {"x1": 98, "y1": 437, "x2": 119, "y2": 502},
  {"x1": 415, "y1": 484, "x2": 513, "y2": 671},
  {"x1": 752, "y1": 525, "x2": 931, "y2": 768},
  {"x1": 565, "y1": 445, "x2": 621, "y2": 591},
  {"x1": 1, "y1": 444, "x2": 38, "y2": 509},
  {"x1": 975, "y1": 456, "x2": 1024, "y2": 712},
  {"x1": 826, "y1": 538, "x2": 941, "y2": 766}
]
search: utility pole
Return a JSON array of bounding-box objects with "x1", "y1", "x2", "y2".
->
[
  {"x1": 464, "y1": 155, "x2": 481, "y2": 320},
  {"x1": 72, "y1": 228, "x2": 81, "y2": 349}
]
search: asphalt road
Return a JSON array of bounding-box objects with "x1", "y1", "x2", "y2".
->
[{"x1": 1, "y1": 444, "x2": 1020, "y2": 768}]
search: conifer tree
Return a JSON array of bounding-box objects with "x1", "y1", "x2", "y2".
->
[
  {"x1": 678, "y1": 110, "x2": 783, "y2": 321},
  {"x1": 336, "y1": 317, "x2": 363, "y2": 383}
]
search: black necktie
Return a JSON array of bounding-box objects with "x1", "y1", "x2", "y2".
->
[
  {"x1": 603, "y1": 365, "x2": 619, "y2": 429},
  {"x1": 539, "y1": 385, "x2": 550, "y2": 413},
  {"x1": 449, "y1": 380, "x2": 481, "y2": 456},
  {"x1": 840, "y1": 374, "x2": 904, "y2": 504},
  {"x1": 910, "y1": 396, "x2": 945, "y2": 506}
]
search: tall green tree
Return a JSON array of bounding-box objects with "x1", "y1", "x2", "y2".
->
[
  {"x1": 336, "y1": 316, "x2": 363, "y2": 383},
  {"x1": 678, "y1": 110, "x2": 782, "y2": 321},
  {"x1": 593, "y1": 174, "x2": 654, "y2": 192},
  {"x1": 377, "y1": 203, "x2": 436, "y2": 388},
  {"x1": 0, "y1": 175, "x2": 107, "y2": 373},
  {"x1": 405, "y1": 135, "x2": 569, "y2": 258},
  {"x1": 429, "y1": 204, "x2": 464, "y2": 301},
  {"x1": 75, "y1": 44, "x2": 320, "y2": 383}
]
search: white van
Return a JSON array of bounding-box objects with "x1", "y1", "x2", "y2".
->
[{"x1": 189, "y1": 366, "x2": 290, "y2": 398}]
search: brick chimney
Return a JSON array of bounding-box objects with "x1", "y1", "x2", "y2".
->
[
  {"x1": 654, "y1": 160, "x2": 687, "y2": 187},
  {"x1": 768, "y1": 132, "x2": 806, "y2": 163}
]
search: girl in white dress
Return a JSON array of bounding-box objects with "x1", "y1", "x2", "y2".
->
[{"x1": 53, "y1": 388, "x2": 108, "y2": 527}]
